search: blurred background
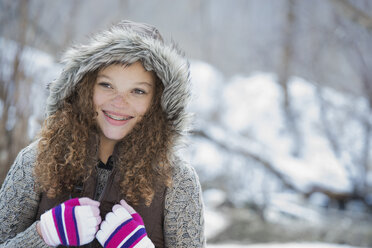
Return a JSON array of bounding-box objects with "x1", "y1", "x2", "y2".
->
[{"x1": 0, "y1": 0, "x2": 372, "y2": 247}]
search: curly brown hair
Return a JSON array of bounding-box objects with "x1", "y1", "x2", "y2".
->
[{"x1": 34, "y1": 64, "x2": 174, "y2": 206}]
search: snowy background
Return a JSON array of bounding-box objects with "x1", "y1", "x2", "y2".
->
[
  {"x1": 188, "y1": 60, "x2": 371, "y2": 204},
  {"x1": 187, "y1": 61, "x2": 372, "y2": 247},
  {"x1": 1, "y1": 1, "x2": 372, "y2": 247}
]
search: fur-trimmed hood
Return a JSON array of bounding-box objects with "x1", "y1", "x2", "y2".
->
[{"x1": 46, "y1": 20, "x2": 191, "y2": 136}]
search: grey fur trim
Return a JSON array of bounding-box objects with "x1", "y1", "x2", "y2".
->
[{"x1": 46, "y1": 22, "x2": 191, "y2": 135}]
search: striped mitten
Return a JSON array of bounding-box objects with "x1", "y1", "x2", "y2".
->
[
  {"x1": 39, "y1": 197, "x2": 102, "y2": 247},
  {"x1": 96, "y1": 199, "x2": 154, "y2": 248}
]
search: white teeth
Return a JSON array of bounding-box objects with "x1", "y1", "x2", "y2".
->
[{"x1": 103, "y1": 111, "x2": 132, "y2": 121}]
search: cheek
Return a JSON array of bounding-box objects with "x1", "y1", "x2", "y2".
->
[
  {"x1": 93, "y1": 90, "x2": 105, "y2": 108},
  {"x1": 137, "y1": 98, "x2": 153, "y2": 115},
  {"x1": 93, "y1": 89, "x2": 99, "y2": 106}
]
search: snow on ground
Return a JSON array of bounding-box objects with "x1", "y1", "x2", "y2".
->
[
  {"x1": 204, "y1": 207, "x2": 229, "y2": 240},
  {"x1": 207, "y1": 243, "x2": 364, "y2": 248},
  {"x1": 204, "y1": 189, "x2": 229, "y2": 239}
]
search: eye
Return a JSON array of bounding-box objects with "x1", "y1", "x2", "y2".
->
[
  {"x1": 98, "y1": 82, "x2": 113, "y2": 89},
  {"x1": 133, "y1": 88, "x2": 146, "y2": 95}
]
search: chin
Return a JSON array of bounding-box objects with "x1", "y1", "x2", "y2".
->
[
  {"x1": 101, "y1": 130, "x2": 128, "y2": 142},
  {"x1": 107, "y1": 134, "x2": 127, "y2": 141}
]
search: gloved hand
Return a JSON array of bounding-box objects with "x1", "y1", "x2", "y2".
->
[
  {"x1": 39, "y1": 197, "x2": 102, "y2": 247},
  {"x1": 96, "y1": 199, "x2": 154, "y2": 248}
]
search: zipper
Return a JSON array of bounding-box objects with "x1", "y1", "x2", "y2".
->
[{"x1": 98, "y1": 166, "x2": 117, "y2": 202}]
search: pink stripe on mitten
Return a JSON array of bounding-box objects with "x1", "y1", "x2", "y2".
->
[
  {"x1": 39, "y1": 197, "x2": 101, "y2": 247},
  {"x1": 131, "y1": 213, "x2": 144, "y2": 225},
  {"x1": 105, "y1": 220, "x2": 139, "y2": 248},
  {"x1": 64, "y1": 203, "x2": 78, "y2": 245}
]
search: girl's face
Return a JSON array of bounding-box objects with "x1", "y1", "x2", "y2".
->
[{"x1": 93, "y1": 62, "x2": 155, "y2": 145}]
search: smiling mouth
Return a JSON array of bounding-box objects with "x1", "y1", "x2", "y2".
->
[{"x1": 103, "y1": 110, "x2": 133, "y2": 121}]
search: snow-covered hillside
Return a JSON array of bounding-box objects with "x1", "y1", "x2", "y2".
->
[{"x1": 188, "y1": 60, "x2": 371, "y2": 209}]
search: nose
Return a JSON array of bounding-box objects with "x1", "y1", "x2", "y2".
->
[{"x1": 111, "y1": 92, "x2": 129, "y2": 107}]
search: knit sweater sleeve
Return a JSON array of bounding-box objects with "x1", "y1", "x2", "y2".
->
[
  {"x1": 163, "y1": 158, "x2": 206, "y2": 247},
  {"x1": 0, "y1": 142, "x2": 49, "y2": 247}
]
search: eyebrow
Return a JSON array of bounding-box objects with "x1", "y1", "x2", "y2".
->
[
  {"x1": 97, "y1": 74, "x2": 153, "y2": 87},
  {"x1": 97, "y1": 74, "x2": 112, "y2": 80},
  {"x1": 136, "y1": 81, "x2": 154, "y2": 88}
]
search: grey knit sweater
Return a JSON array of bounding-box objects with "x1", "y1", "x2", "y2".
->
[{"x1": 0, "y1": 141, "x2": 205, "y2": 247}]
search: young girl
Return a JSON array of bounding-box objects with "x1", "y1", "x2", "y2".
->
[{"x1": 0, "y1": 20, "x2": 205, "y2": 247}]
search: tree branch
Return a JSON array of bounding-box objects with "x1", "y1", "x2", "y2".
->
[
  {"x1": 191, "y1": 129, "x2": 298, "y2": 191},
  {"x1": 191, "y1": 129, "x2": 371, "y2": 207},
  {"x1": 329, "y1": 0, "x2": 372, "y2": 31}
]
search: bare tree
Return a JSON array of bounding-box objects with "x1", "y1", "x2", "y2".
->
[
  {"x1": 330, "y1": 0, "x2": 372, "y2": 31},
  {"x1": 278, "y1": 0, "x2": 303, "y2": 158},
  {"x1": 0, "y1": 0, "x2": 31, "y2": 184},
  {"x1": 0, "y1": 0, "x2": 85, "y2": 185}
]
